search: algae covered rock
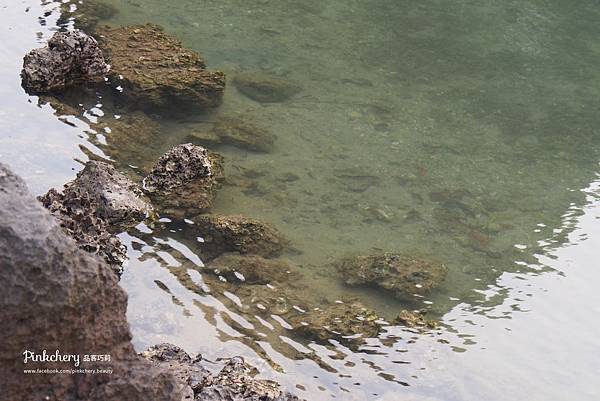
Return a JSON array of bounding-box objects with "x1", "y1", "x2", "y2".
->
[
  {"x1": 206, "y1": 253, "x2": 300, "y2": 284},
  {"x1": 21, "y1": 30, "x2": 109, "y2": 93},
  {"x1": 233, "y1": 72, "x2": 301, "y2": 103},
  {"x1": 143, "y1": 143, "x2": 223, "y2": 217},
  {"x1": 97, "y1": 24, "x2": 225, "y2": 113},
  {"x1": 58, "y1": 0, "x2": 118, "y2": 31},
  {"x1": 394, "y1": 310, "x2": 437, "y2": 330},
  {"x1": 336, "y1": 252, "x2": 447, "y2": 299},
  {"x1": 191, "y1": 214, "x2": 287, "y2": 260},
  {"x1": 187, "y1": 115, "x2": 276, "y2": 152},
  {"x1": 39, "y1": 161, "x2": 152, "y2": 272},
  {"x1": 290, "y1": 301, "x2": 383, "y2": 343}
]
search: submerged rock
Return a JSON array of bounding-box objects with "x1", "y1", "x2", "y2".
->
[
  {"x1": 187, "y1": 115, "x2": 276, "y2": 152},
  {"x1": 191, "y1": 214, "x2": 287, "y2": 260},
  {"x1": 97, "y1": 24, "x2": 225, "y2": 113},
  {"x1": 0, "y1": 163, "x2": 189, "y2": 401},
  {"x1": 394, "y1": 310, "x2": 438, "y2": 330},
  {"x1": 233, "y1": 72, "x2": 301, "y2": 103},
  {"x1": 206, "y1": 253, "x2": 301, "y2": 284},
  {"x1": 289, "y1": 301, "x2": 383, "y2": 343},
  {"x1": 336, "y1": 252, "x2": 447, "y2": 299},
  {"x1": 58, "y1": 0, "x2": 118, "y2": 31},
  {"x1": 21, "y1": 30, "x2": 109, "y2": 94},
  {"x1": 143, "y1": 143, "x2": 223, "y2": 217},
  {"x1": 39, "y1": 161, "x2": 152, "y2": 272}
]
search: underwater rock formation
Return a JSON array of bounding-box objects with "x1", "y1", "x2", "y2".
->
[
  {"x1": 58, "y1": 0, "x2": 118, "y2": 31},
  {"x1": 233, "y1": 72, "x2": 301, "y2": 103},
  {"x1": 206, "y1": 253, "x2": 301, "y2": 285},
  {"x1": 39, "y1": 160, "x2": 153, "y2": 273},
  {"x1": 143, "y1": 144, "x2": 223, "y2": 217},
  {"x1": 0, "y1": 163, "x2": 189, "y2": 401},
  {"x1": 190, "y1": 214, "x2": 287, "y2": 260},
  {"x1": 289, "y1": 300, "x2": 383, "y2": 344},
  {"x1": 336, "y1": 252, "x2": 447, "y2": 299},
  {"x1": 21, "y1": 30, "x2": 109, "y2": 94},
  {"x1": 187, "y1": 115, "x2": 276, "y2": 152},
  {"x1": 394, "y1": 310, "x2": 438, "y2": 330},
  {"x1": 97, "y1": 24, "x2": 225, "y2": 113},
  {"x1": 142, "y1": 344, "x2": 299, "y2": 401}
]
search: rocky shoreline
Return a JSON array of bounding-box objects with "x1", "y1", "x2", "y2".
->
[{"x1": 5, "y1": 3, "x2": 446, "y2": 398}]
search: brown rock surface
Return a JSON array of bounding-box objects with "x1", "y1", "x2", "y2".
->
[
  {"x1": 58, "y1": 0, "x2": 118, "y2": 31},
  {"x1": 97, "y1": 24, "x2": 225, "y2": 113},
  {"x1": 0, "y1": 163, "x2": 188, "y2": 401},
  {"x1": 233, "y1": 72, "x2": 301, "y2": 103},
  {"x1": 336, "y1": 252, "x2": 447, "y2": 299},
  {"x1": 206, "y1": 253, "x2": 301, "y2": 285}
]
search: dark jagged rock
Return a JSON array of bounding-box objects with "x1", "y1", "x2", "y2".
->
[
  {"x1": 21, "y1": 30, "x2": 109, "y2": 94},
  {"x1": 187, "y1": 115, "x2": 276, "y2": 152},
  {"x1": 143, "y1": 144, "x2": 223, "y2": 217},
  {"x1": 39, "y1": 161, "x2": 153, "y2": 273},
  {"x1": 336, "y1": 252, "x2": 447, "y2": 299},
  {"x1": 233, "y1": 72, "x2": 301, "y2": 103},
  {"x1": 190, "y1": 214, "x2": 287, "y2": 260},
  {"x1": 97, "y1": 24, "x2": 225, "y2": 113},
  {"x1": 0, "y1": 163, "x2": 189, "y2": 401},
  {"x1": 206, "y1": 253, "x2": 301, "y2": 284},
  {"x1": 141, "y1": 344, "x2": 299, "y2": 401},
  {"x1": 58, "y1": 0, "x2": 118, "y2": 31}
]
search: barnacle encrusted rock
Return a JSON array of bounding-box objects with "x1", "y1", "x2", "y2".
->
[
  {"x1": 97, "y1": 23, "x2": 225, "y2": 113},
  {"x1": 21, "y1": 30, "x2": 109, "y2": 93},
  {"x1": 142, "y1": 344, "x2": 299, "y2": 401},
  {"x1": 336, "y1": 252, "x2": 447, "y2": 299},
  {"x1": 39, "y1": 160, "x2": 153, "y2": 272},
  {"x1": 143, "y1": 143, "x2": 223, "y2": 217},
  {"x1": 190, "y1": 214, "x2": 287, "y2": 260}
]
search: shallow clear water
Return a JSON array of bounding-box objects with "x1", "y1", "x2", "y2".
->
[{"x1": 1, "y1": 1, "x2": 599, "y2": 400}]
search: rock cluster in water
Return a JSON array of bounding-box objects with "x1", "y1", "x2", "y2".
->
[
  {"x1": 97, "y1": 23, "x2": 225, "y2": 113},
  {"x1": 233, "y1": 72, "x2": 301, "y2": 103},
  {"x1": 0, "y1": 163, "x2": 190, "y2": 401},
  {"x1": 142, "y1": 343, "x2": 299, "y2": 401},
  {"x1": 39, "y1": 161, "x2": 152, "y2": 273},
  {"x1": 21, "y1": 30, "x2": 109, "y2": 93}
]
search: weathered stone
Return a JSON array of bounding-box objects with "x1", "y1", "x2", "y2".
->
[
  {"x1": 206, "y1": 253, "x2": 301, "y2": 284},
  {"x1": 143, "y1": 144, "x2": 223, "y2": 217},
  {"x1": 289, "y1": 301, "x2": 383, "y2": 343},
  {"x1": 97, "y1": 24, "x2": 225, "y2": 113},
  {"x1": 0, "y1": 163, "x2": 189, "y2": 401},
  {"x1": 58, "y1": 0, "x2": 118, "y2": 31},
  {"x1": 233, "y1": 72, "x2": 301, "y2": 103},
  {"x1": 141, "y1": 344, "x2": 298, "y2": 401},
  {"x1": 213, "y1": 116, "x2": 276, "y2": 152},
  {"x1": 336, "y1": 252, "x2": 447, "y2": 299},
  {"x1": 190, "y1": 214, "x2": 287, "y2": 260},
  {"x1": 21, "y1": 30, "x2": 109, "y2": 94},
  {"x1": 39, "y1": 161, "x2": 153, "y2": 273}
]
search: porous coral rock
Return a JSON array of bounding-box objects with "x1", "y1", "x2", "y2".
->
[
  {"x1": 21, "y1": 30, "x2": 109, "y2": 93},
  {"x1": 143, "y1": 143, "x2": 223, "y2": 217}
]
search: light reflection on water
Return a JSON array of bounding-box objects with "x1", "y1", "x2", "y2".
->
[{"x1": 1, "y1": 1, "x2": 599, "y2": 400}]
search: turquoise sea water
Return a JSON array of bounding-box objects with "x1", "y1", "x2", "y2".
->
[{"x1": 1, "y1": 1, "x2": 599, "y2": 399}]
